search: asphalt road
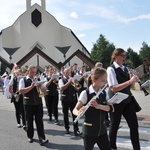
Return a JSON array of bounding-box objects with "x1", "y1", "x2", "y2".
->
[{"x1": 0, "y1": 89, "x2": 150, "y2": 150}]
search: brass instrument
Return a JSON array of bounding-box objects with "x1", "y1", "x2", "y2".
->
[
  {"x1": 14, "y1": 91, "x2": 20, "y2": 102},
  {"x1": 21, "y1": 67, "x2": 27, "y2": 74},
  {"x1": 53, "y1": 78, "x2": 58, "y2": 85},
  {"x1": 52, "y1": 74, "x2": 59, "y2": 85},
  {"x1": 72, "y1": 80, "x2": 82, "y2": 91},
  {"x1": 34, "y1": 78, "x2": 45, "y2": 98},
  {"x1": 39, "y1": 90, "x2": 45, "y2": 98},
  {"x1": 36, "y1": 85, "x2": 45, "y2": 98}
]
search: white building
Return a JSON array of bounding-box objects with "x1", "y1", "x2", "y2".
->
[{"x1": 0, "y1": 0, "x2": 95, "y2": 72}]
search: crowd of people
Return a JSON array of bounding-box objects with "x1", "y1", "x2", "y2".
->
[{"x1": 0, "y1": 48, "x2": 141, "y2": 150}]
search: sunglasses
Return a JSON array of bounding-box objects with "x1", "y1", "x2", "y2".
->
[{"x1": 120, "y1": 54, "x2": 126, "y2": 58}]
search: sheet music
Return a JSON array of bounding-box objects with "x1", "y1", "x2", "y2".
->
[
  {"x1": 108, "y1": 92, "x2": 129, "y2": 104},
  {"x1": 34, "y1": 80, "x2": 46, "y2": 86},
  {"x1": 52, "y1": 74, "x2": 59, "y2": 79},
  {"x1": 141, "y1": 80, "x2": 150, "y2": 87},
  {"x1": 85, "y1": 71, "x2": 91, "y2": 76},
  {"x1": 73, "y1": 74, "x2": 81, "y2": 81}
]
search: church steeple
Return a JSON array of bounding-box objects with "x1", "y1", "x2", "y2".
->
[{"x1": 26, "y1": 0, "x2": 46, "y2": 11}]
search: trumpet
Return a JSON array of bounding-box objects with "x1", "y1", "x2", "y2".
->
[
  {"x1": 53, "y1": 78, "x2": 58, "y2": 85},
  {"x1": 36, "y1": 85, "x2": 45, "y2": 98},
  {"x1": 129, "y1": 69, "x2": 149, "y2": 96},
  {"x1": 72, "y1": 80, "x2": 82, "y2": 91},
  {"x1": 34, "y1": 78, "x2": 45, "y2": 98}
]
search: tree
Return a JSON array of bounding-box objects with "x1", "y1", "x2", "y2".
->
[
  {"x1": 139, "y1": 42, "x2": 150, "y2": 77},
  {"x1": 139, "y1": 42, "x2": 150, "y2": 60},
  {"x1": 126, "y1": 48, "x2": 142, "y2": 68},
  {"x1": 90, "y1": 34, "x2": 115, "y2": 68}
]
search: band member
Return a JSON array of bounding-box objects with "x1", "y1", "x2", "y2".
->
[
  {"x1": 71, "y1": 63, "x2": 79, "y2": 77},
  {"x1": 73, "y1": 67, "x2": 113, "y2": 150},
  {"x1": 19, "y1": 65, "x2": 48, "y2": 145},
  {"x1": 44, "y1": 68, "x2": 60, "y2": 125},
  {"x1": 78, "y1": 65, "x2": 88, "y2": 94},
  {"x1": 107, "y1": 48, "x2": 140, "y2": 150},
  {"x1": 58, "y1": 67, "x2": 81, "y2": 136},
  {"x1": 40, "y1": 65, "x2": 49, "y2": 80},
  {"x1": 9, "y1": 69, "x2": 26, "y2": 129},
  {"x1": 95, "y1": 62, "x2": 103, "y2": 68},
  {"x1": 40, "y1": 65, "x2": 49, "y2": 115},
  {"x1": 95, "y1": 62, "x2": 110, "y2": 127},
  {"x1": 3, "y1": 72, "x2": 12, "y2": 99},
  {"x1": 59, "y1": 66, "x2": 65, "y2": 79}
]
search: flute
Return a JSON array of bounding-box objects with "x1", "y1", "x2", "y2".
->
[{"x1": 74, "y1": 83, "x2": 108, "y2": 123}]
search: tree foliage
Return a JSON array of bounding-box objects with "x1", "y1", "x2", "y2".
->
[
  {"x1": 126, "y1": 48, "x2": 142, "y2": 68},
  {"x1": 90, "y1": 34, "x2": 149, "y2": 77},
  {"x1": 90, "y1": 34, "x2": 115, "y2": 68},
  {"x1": 139, "y1": 42, "x2": 150, "y2": 60}
]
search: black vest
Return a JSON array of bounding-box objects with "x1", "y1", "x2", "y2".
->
[
  {"x1": 12, "y1": 77, "x2": 18, "y2": 93},
  {"x1": 82, "y1": 89, "x2": 107, "y2": 136},
  {"x1": 23, "y1": 77, "x2": 42, "y2": 105},
  {"x1": 108, "y1": 64, "x2": 132, "y2": 103},
  {"x1": 60, "y1": 78, "x2": 76, "y2": 101},
  {"x1": 45, "y1": 77, "x2": 58, "y2": 96}
]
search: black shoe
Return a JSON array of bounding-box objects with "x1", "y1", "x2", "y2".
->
[
  {"x1": 49, "y1": 118, "x2": 52, "y2": 121},
  {"x1": 17, "y1": 124, "x2": 22, "y2": 128},
  {"x1": 23, "y1": 125, "x2": 26, "y2": 131},
  {"x1": 28, "y1": 138, "x2": 33, "y2": 143},
  {"x1": 74, "y1": 130, "x2": 82, "y2": 136},
  {"x1": 65, "y1": 129, "x2": 70, "y2": 134},
  {"x1": 54, "y1": 120, "x2": 60, "y2": 125},
  {"x1": 39, "y1": 139, "x2": 49, "y2": 146}
]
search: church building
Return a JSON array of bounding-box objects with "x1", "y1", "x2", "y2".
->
[{"x1": 0, "y1": 0, "x2": 95, "y2": 73}]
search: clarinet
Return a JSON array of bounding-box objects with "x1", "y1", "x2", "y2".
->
[
  {"x1": 129, "y1": 69, "x2": 149, "y2": 96},
  {"x1": 74, "y1": 83, "x2": 108, "y2": 123}
]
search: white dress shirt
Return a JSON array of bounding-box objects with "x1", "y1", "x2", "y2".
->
[
  {"x1": 107, "y1": 61, "x2": 126, "y2": 87},
  {"x1": 78, "y1": 85, "x2": 109, "y2": 105}
]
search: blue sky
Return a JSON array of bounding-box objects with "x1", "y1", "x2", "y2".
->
[{"x1": 0, "y1": 0, "x2": 150, "y2": 54}]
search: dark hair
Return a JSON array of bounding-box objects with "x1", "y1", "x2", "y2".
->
[
  {"x1": 110, "y1": 48, "x2": 125, "y2": 65},
  {"x1": 87, "y1": 67, "x2": 107, "y2": 87}
]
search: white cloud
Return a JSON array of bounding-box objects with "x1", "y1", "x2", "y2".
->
[
  {"x1": 78, "y1": 34, "x2": 86, "y2": 38},
  {"x1": 70, "y1": 12, "x2": 78, "y2": 19},
  {"x1": 83, "y1": 3, "x2": 150, "y2": 24},
  {"x1": 126, "y1": 14, "x2": 150, "y2": 22},
  {"x1": 0, "y1": 1, "x2": 25, "y2": 30}
]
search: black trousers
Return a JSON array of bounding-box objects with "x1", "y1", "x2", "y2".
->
[
  {"x1": 24, "y1": 104, "x2": 45, "y2": 140},
  {"x1": 61, "y1": 100, "x2": 79, "y2": 132},
  {"x1": 46, "y1": 94, "x2": 59, "y2": 120},
  {"x1": 109, "y1": 102, "x2": 140, "y2": 150},
  {"x1": 83, "y1": 133, "x2": 111, "y2": 150},
  {"x1": 12, "y1": 96, "x2": 26, "y2": 125}
]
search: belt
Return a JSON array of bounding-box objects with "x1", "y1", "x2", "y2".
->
[
  {"x1": 61, "y1": 94, "x2": 76, "y2": 96},
  {"x1": 24, "y1": 97, "x2": 29, "y2": 99},
  {"x1": 84, "y1": 122, "x2": 92, "y2": 126}
]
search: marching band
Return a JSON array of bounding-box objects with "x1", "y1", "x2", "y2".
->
[{"x1": 0, "y1": 62, "x2": 149, "y2": 149}]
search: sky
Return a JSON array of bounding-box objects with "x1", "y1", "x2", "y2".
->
[{"x1": 0, "y1": 0, "x2": 150, "y2": 54}]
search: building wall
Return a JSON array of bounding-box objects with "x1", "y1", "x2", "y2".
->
[{"x1": 0, "y1": 2, "x2": 90, "y2": 69}]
